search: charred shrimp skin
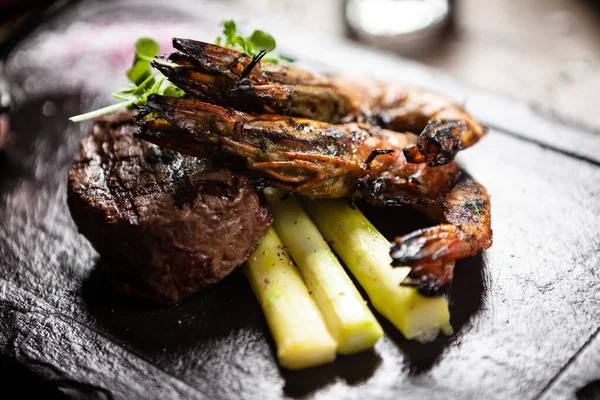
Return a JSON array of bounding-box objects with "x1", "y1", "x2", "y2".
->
[
  {"x1": 238, "y1": 80, "x2": 487, "y2": 167},
  {"x1": 136, "y1": 95, "x2": 492, "y2": 274},
  {"x1": 138, "y1": 95, "x2": 418, "y2": 199},
  {"x1": 403, "y1": 260, "x2": 455, "y2": 297},
  {"x1": 363, "y1": 82, "x2": 488, "y2": 167},
  {"x1": 169, "y1": 38, "x2": 332, "y2": 86},
  {"x1": 154, "y1": 47, "x2": 352, "y2": 122},
  {"x1": 157, "y1": 38, "x2": 487, "y2": 166}
]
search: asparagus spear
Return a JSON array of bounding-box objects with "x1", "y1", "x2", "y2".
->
[
  {"x1": 302, "y1": 198, "x2": 454, "y2": 342},
  {"x1": 264, "y1": 189, "x2": 383, "y2": 354},
  {"x1": 243, "y1": 228, "x2": 337, "y2": 369}
]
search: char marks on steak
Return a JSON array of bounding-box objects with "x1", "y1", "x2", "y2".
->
[{"x1": 67, "y1": 112, "x2": 271, "y2": 304}]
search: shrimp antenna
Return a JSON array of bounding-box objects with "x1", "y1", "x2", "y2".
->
[{"x1": 240, "y1": 50, "x2": 267, "y2": 80}]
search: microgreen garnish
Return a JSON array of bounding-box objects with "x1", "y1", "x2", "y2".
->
[
  {"x1": 69, "y1": 38, "x2": 183, "y2": 122},
  {"x1": 127, "y1": 38, "x2": 159, "y2": 83},
  {"x1": 215, "y1": 20, "x2": 291, "y2": 64},
  {"x1": 465, "y1": 199, "x2": 482, "y2": 216},
  {"x1": 70, "y1": 21, "x2": 290, "y2": 123}
]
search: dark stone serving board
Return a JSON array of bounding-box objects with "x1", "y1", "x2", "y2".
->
[{"x1": 1, "y1": 1, "x2": 599, "y2": 399}]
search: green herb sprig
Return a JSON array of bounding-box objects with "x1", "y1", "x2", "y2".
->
[
  {"x1": 69, "y1": 38, "x2": 183, "y2": 122},
  {"x1": 465, "y1": 199, "x2": 482, "y2": 216},
  {"x1": 215, "y1": 20, "x2": 291, "y2": 64},
  {"x1": 69, "y1": 20, "x2": 290, "y2": 123}
]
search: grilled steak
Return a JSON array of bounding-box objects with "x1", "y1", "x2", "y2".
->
[{"x1": 67, "y1": 112, "x2": 271, "y2": 304}]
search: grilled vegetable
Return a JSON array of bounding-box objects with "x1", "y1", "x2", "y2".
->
[
  {"x1": 302, "y1": 198, "x2": 454, "y2": 342},
  {"x1": 265, "y1": 189, "x2": 383, "y2": 354},
  {"x1": 244, "y1": 228, "x2": 337, "y2": 369}
]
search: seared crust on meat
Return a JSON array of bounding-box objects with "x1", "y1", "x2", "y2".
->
[{"x1": 67, "y1": 112, "x2": 271, "y2": 304}]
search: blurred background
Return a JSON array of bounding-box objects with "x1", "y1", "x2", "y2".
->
[{"x1": 1, "y1": 0, "x2": 599, "y2": 130}]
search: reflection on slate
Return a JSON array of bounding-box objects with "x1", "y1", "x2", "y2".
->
[
  {"x1": 82, "y1": 265, "x2": 262, "y2": 354},
  {"x1": 0, "y1": 354, "x2": 69, "y2": 399},
  {"x1": 388, "y1": 254, "x2": 487, "y2": 375},
  {"x1": 577, "y1": 380, "x2": 600, "y2": 400},
  {"x1": 282, "y1": 351, "x2": 382, "y2": 398},
  {"x1": 1, "y1": 0, "x2": 600, "y2": 399}
]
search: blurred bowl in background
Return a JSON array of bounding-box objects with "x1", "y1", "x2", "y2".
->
[{"x1": 345, "y1": 0, "x2": 453, "y2": 56}]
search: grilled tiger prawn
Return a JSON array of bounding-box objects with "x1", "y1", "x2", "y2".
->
[
  {"x1": 136, "y1": 95, "x2": 492, "y2": 293},
  {"x1": 154, "y1": 38, "x2": 488, "y2": 166}
]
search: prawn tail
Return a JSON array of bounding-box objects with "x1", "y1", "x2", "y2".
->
[{"x1": 390, "y1": 173, "x2": 492, "y2": 294}]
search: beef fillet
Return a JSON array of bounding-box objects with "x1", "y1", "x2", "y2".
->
[{"x1": 67, "y1": 112, "x2": 271, "y2": 304}]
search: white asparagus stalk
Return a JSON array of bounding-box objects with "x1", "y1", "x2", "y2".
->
[
  {"x1": 243, "y1": 227, "x2": 337, "y2": 369},
  {"x1": 302, "y1": 198, "x2": 454, "y2": 342},
  {"x1": 264, "y1": 189, "x2": 383, "y2": 354}
]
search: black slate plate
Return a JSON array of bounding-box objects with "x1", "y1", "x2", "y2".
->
[{"x1": 1, "y1": 1, "x2": 600, "y2": 399}]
